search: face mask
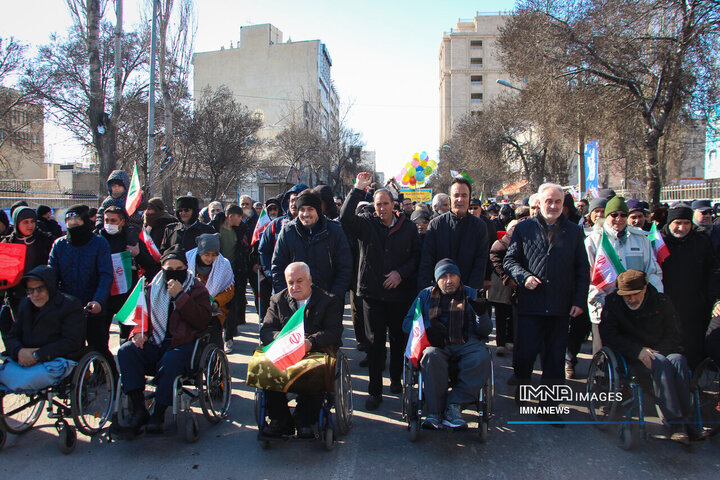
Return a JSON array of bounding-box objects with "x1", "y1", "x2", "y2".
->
[
  {"x1": 105, "y1": 224, "x2": 120, "y2": 235},
  {"x1": 163, "y1": 269, "x2": 188, "y2": 284}
]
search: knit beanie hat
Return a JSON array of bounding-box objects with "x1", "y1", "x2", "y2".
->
[
  {"x1": 36, "y1": 205, "x2": 52, "y2": 217},
  {"x1": 666, "y1": 202, "x2": 693, "y2": 224},
  {"x1": 12, "y1": 206, "x2": 37, "y2": 225},
  {"x1": 160, "y1": 244, "x2": 188, "y2": 267},
  {"x1": 147, "y1": 197, "x2": 166, "y2": 212},
  {"x1": 626, "y1": 199, "x2": 643, "y2": 214},
  {"x1": 605, "y1": 196, "x2": 629, "y2": 216},
  {"x1": 589, "y1": 198, "x2": 608, "y2": 213},
  {"x1": 196, "y1": 233, "x2": 221, "y2": 256},
  {"x1": 295, "y1": 190, "x2": 322, "y2": 214},
  {"x1": 434, "y1": 258, "x2": 461, "y2": 282}
]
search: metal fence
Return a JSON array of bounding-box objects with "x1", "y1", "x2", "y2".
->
[
  {"x1": 614, "y1": 179, "x2": 720, "y2": 204},
  {"x1": 0, "y1": 190, "x2": 101, "y2": 210}
]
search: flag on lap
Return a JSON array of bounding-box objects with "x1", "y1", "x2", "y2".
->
[
  {"x1": 405, "y1": 300, "x2": 430, "y2": 367},
  {"x1": 591, "y1": 230, "x2": 626, "y2": 289},
  {"x1": 263, "y1": 304, "x2": 306, "y2": 370}
]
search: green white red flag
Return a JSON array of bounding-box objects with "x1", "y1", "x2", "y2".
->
[
  {"x1": 114, "y1": 277, "x2": 148, "y2": 330},
  {"x1": 591, "y1": 230, "x2": 626, "y2": 289},
  {"x1": 263, "y1": 304, "x2": 306, "y2": 370},
  {"x1": 648, "y1": 222, "x2": 670, "y2": 265},
  {"x1": 125, "y1": 162, "x2": 142, "y2": 217},
  {"x1": 251, "y1": 207, "x2": 271, "y2": 245},
  {"x1": 140, "y1": 229, "x2": 161, "y2": 262},
  {"x1": 404, "y1": 300, "x2": 430, "y2": 367},
  {"x1": 110, "y1": 250, "x2": 133, "y2": 296}
]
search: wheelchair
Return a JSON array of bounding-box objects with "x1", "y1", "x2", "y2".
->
[
  {"x1": 254, "y1": 350, "x2": 353, "y2": 451},
  {"x1": 113, "y1": 329, "x2": 231, "y2": 443},
  {"x1": 586, "y1": 347, "x2": 716, "y2": 450},
  {"x1": 0, "y1": 349, "x2": 115, "y2": 454},
  {"x1": 690, "y1": 357, "x2": 720, "y2": 437},
  {"x1": 401, "y1": 347, "x2": 495, "y2": 442}
]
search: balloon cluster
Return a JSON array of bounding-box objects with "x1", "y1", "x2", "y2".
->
[{"x1": 394, "y1": 151, "x2": 438, "y2": 187}]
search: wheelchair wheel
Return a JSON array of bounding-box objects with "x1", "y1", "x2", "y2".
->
[
  {"x1": 0, "y1": 391, "x2": 45, "y2": 434},
  {"x1": 70, "y1": 351, "x2": 115, "y2": 436},
  {"x1": 409, "y1": 420, "x2": 419, "y2": 443},
  {"x1": 0, "y1": 428, "x2": 6, "y2": 450},
  {"x1": 619, "y1": 424, "x2": 636, "y2": 451},
  {"x1": 587, "y1": 347, "x2": 621, "y2": 429},
  {"x1": 254, "y1": 389, "x2": 266, "y2": 431},
  {"x1": 185, "y1": 412, "x2": 200, "y2": 443},
  {"x1": 333, "y1": 352, "x2": 353, "y2": 436},
  {"x1": 478, "y1": 352, "x2": 494, "y2": 442},
  {"x1": 56, "y1": 420, "x2": 77, "y2": 455},
  {"x1": 324, "y1": 425, "x2": 334, "y2": 451},
  {"x1": 198, "y1": 345, "x2": 231, "y2": 424},
  {"x1": 691, "y1": 358, "x2": 719, "y2": 431}
]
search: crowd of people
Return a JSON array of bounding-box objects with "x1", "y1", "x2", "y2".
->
[{"x1": 1, "y1": 167, "x2": 719, "y2": 446}]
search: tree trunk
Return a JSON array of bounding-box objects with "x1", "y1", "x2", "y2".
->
[{"x1": 644, "y1": 135, "x2": 662, "y2": 207}]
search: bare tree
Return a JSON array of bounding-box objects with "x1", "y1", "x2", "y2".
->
[{"x1": 0, "y1": 37, "x2": 35, "y2": 173}]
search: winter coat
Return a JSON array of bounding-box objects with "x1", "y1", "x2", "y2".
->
[
  {"x1": 402, "y1": 285, "x2": 492, "y2": 346},
  {"x1": 271, "y1": 215, "x2": 352, "y2": 298},
  {"x1": 4, "y1": 266, "x2": 86, "y2": 362},
  {"x1": 339, "y1": 188, "x2": 421, "y2": 303},
  {"x1": 144, "y1": 212, "x2": 177, "y2": 250},
  {"x1": 504, "y1": 214, "x2": 590, "y2": 317},
  {"x1": 418, "y1": 211, "x2": 489, "y2": 291},
  {"x1": 585, "y1": 220, "x2": 662, "y2": 324},
  {"x1": 160, "y1": 220, "x2": 216, "y2": 255},
  {"x1": 599, "y1": 285, "x2": 682, "y2": 361},
  {"x1": 259, "y1": 215, "x2": 292, "y2": 279},
  {"x1": 36, "y1": 217, "x2": 62, "y2": 239},
  {"x1": 488, "y1": 222, "x2": 518, "y2": 305},
  {"x1": 260, "y1": 285, "x2": 343, "y2": 351},
  {"x1": 660, "y1": 227, "x2": 720, "y2": 368},
  {"x1": 130, "y1": 278, "x2": 212, "y2": 349},
  {"x1": 1, "y1": 228, "x2": 55, "y2": 312},
  {"x1": 95, "y1": 170, "x2": 143, "y2": 235},
  {"x1": 48, "y1": 233, "x2": 113, "y2": 312}
]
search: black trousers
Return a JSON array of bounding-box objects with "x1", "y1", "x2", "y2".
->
[
  {"x1": 86, "y1": 313, "x2": 118, "y2": 378},
  {"x1": 363, "y1": 298, "x2": 409, "y2": 396},
  {"x1": 265, "y1": 390, "x2": 323, "y2": 427},
  {"x1": 350, "y1": 290, "x2": 368, "y2": 349},
  {"x1": 515, "y1": 314, "x2": 569, "y2": 387},
  {"x1": 492, "y1": 302, "x2": 514, "y2": 347},
  {"x1": 566, "y1": 311, "x2": 591, "y2": 366},
  {"x1": 257, "y1": 275, "x2": 273, "y2": 322}
]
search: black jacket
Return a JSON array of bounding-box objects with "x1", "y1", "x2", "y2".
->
[
  {"x1": 271, "y1": 215, "x2": 352, "y2": 297},
  {"x1": 418, "y1": 210, "x2": 489, "y2": 291},
  {"x1": 4, "y1": 266, "x2": 86, "y2": 362},
  {"x1": 37, "y1": 217, "x2": 63, "y2": 239},
  {"x1": 340, "y1": 188, "x2": 421, "y2": 302},
  {"x1": 260, "y1": 286, "x2": 343, "y2": 350},
  {"x1": 599, "y1": 285, "x2": 682, "y2": 361},
  {"x1": 1, "y1": 229, "x2": 55, "y2": 311},
  {"x1": 660, "y1": 227, "x2": 720, "y2": 368},
  {"x1": 504, "y1": 215, "x2": 590, "y2": 316},
  {"x1": 160, "y1": 220, "x2": 216, "y2": 254}
]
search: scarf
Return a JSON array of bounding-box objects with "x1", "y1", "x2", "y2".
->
[
  {"x1": 66, "y1": 223, "x2": 93, "y2": 246},
  {"x1": 185, "y1": 247, "x2": 234, "y2": 297},
  {"x1": 149, "y1": 269, "x2": 195, "y2": 345},
  {"x1": 428, "y1": 285, "x2": 466, "y2": 345}
]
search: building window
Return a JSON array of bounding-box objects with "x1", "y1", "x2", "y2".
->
[
  {"x1": 471, "y1": 93, "x2": 483, "y2": 103},
  {"x1": 471, "y1": 75, "x2": 483, "y2": 84},
  {"x1": 470, "y1": 40, "x2": 483, "y2": 48},
  {"x1": 470, "y1": 57, "x2": 483, "y2": 67},
  {"x1": 470, "y1": 111, "x2": 482, "y2": 116}
]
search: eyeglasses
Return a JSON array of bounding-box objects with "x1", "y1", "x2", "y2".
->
[
  {"x1": 177, "y1": 208, "x2": 191, "y2": 213},
  {"x1": 26, "y1": 286, "x2": 47, "y2": 295},
  {"x1": 701, "y1": 210, "x2": 713, "y2": 216},
  {"x1": 609, "y1": 212, "x2": 628, "y2": 218},
  {"x1": 469, "y1": 206, "x2": 479, "y2": 210}
]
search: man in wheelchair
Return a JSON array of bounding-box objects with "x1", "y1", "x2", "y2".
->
[
  {"x1": 259, "y1": 262, "x2": 343, "y2": 439},
  {"x1": 1, "y1": 265, "x2": 86, "y2": 390},
  {"x1": 114, "y1": 245, "x2": 212, "y2": 436},
  {"x1": 599, "y1": 269, "x2": 706, "y2": 444},
  {"x1": 403, "y1": 258, "x2": 492, "y2": 430}
]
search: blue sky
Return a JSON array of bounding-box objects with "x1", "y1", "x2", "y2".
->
[{"x1": 1, "y1": 0, "x2": 518, "y2": 177}]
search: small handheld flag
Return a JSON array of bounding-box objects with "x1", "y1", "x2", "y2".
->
[
  {"x1": 404, "y1": 300, "x2": 430, "y2": 367},
  {"x1": 263, "y1": 304, "x2": 306, "y2": 370},
  {"x1": 591, "y1": 231, "x2": 626, "y2": 289},
  {"x1": 114, "y1": 277, "x2": 148, "y2": 332},
  {"x1": 110, "y1": 251, "x2": 133, "y2": 296},
  {"x1": 648, "y1": 222, "x2": 670, "y2": 265},
  {"x1": 125, "y1": 162, "x2": 142, "y2": 217},
  {"x1": 251, "y1": 207, "x2": 272, "y2": 245}
]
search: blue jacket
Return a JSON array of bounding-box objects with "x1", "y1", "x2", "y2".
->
[
  {"x1": 402, "y1": 285, "x2": 492, "y2": 345},
  {"x1": 271, "y1": 215, "x2": 352, "y2": 297},
  {"x1": 259, "y1": 215, "x2": 291, "y2": 279},
  {"x1": 503, "y1": 215, "x2": 590, "y2": 317},
  {"x1": 48, "y1": 233, "x2": 113, "y2": 311}
]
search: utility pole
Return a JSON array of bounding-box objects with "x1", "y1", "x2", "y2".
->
[
  {"x1": 146, "y1": 0, "x2": 159, "y2": 197},
  {"x1": 578, "y1": 130, "x2": 585, "y2": 196}
]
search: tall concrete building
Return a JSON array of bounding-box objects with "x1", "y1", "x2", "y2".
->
[
  {"x1": 0, "y1": 87, "x2": 46, "y2": 180},
  {"x1": 439, "y1": 13, "x2": 513, "y2": 145},
  {"x1": 193, "y1": 24, "x2": 340, "y2": 200}
]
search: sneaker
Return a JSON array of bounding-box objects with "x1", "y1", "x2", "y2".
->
[
  {"x1": 264, "y1": 418, "x2": 294, "y2": 438},
  {"x1": 390, "y1": 380, "x2": 402, "y2": 394},
  {"x1": 365, "y1": 395, "x2": 383, "y2": 411},
  {"x1": 224, "y1": 339, "x2": 233, "y2": 354},
  {"x1": 442, "y1": 403, "x2": 467, "y2": 429},
  {"x1": 668, "y1": 424, "x2": 689, "y2": 445},
  {"x1": 496, "y1": 346, "x2": 506, "y2": 357},
  {"x1": 422, "y1": 414, "x2": 442, "y2": 430}
]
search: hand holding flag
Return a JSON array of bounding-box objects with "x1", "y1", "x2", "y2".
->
[{"x1": 263, "y1": 304, "x2": 307, "y2": 370}]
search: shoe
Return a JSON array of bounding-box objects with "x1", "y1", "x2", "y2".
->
[
  {"x1": 505, "y1": 343, "x2": 514, "y2": 352},
  {"x1": 357, "y1": 343, "x2": 367, "y2": 352},
  {"x1": 507, "y1": 374, "x2": 519, "y2": 386},
  {"x1": 565, "y1": 363, "x2": 576, "y2": 380},
  {"x1": 390, "y1": 380, "x2": 402, "y2": 394},
  {"x1": 365, "y1": 395, "x2": 383, "y2": 411},
  {"x1": 264, "y1": 418, "x2": 294, "y2": 438},
  {"x1": 686, "y1": 424, "x2": 709, "y2": 443},
  {"x1": 442, "y1": 403, "x2": 467, "y2": 429},
  {"x1": 422, "y1": 414, "x2": 442, "y2": 430},
  {"x1": 296, "y1": 426, "x2": 315, "y2": 439},
  {"x1": 538, "y1": 412, "x2": 565, "y2": 428},
  {"x1": 496, "y1": 346, "x2": 506, "y2": 357},
  {"x1": 359, "y1": 355, "x2": 369, "y2": 368},
  {"x1": 669, "y1": 428, "x2": 690, "y2": 445},
  {"x1": 127, "y1": 409, "x2": 149, "y2": 434},
  {"x1": 224, "y1": 339, "x2": 233, "y2": 354}
]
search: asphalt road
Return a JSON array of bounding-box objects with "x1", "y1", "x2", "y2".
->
[{"x1": 1, "y1": 290, "x2": 718, "y2": 480}]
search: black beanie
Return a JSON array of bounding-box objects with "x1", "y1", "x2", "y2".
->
[
  {"x1": 37, "y1": 205, "x2": 51, "y2": 217},
  {"x1": 176, "y1": 196, "x2": 199, "y2": 212},
  {"x1": 10, "y1": 201, "x2": 28, "y2": 217},
  {"x1": 160, "y1": 244, "x2": 188, "y2": 267},
  {"x1": 313, "y1": 185, "x2": 338, "y2": 219},
  {"x1": 295, "y1": 190, "x2": 322, "y2": 214},
  {"x1": 666, "y1": 202, "x2": 693, "y2": 224},
  {"x1": 265, "y1": 197, "x2": 282, "y2": 210},
  {"x1": 12, "y1": 206, "x2": 36, "y2": 225},
  {"x1": 65, "y1": 204, "x2": 90, "y2": 224}
]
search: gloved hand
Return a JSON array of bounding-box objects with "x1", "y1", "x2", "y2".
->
[{"x1": 467, "y1": 296, "x2": 489, "y2": 317}]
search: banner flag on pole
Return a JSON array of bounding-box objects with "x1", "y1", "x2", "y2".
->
[
  {"x1": 404, "y1": 300, "x2": 430, "y2": 367},
  {"x1": 251, "y1": 207, "x2": 272, "y2": 245},
  {"x1": 648, "y1": 222, "x2": 670, "y2": 265},
  {"x1": 125, "y1": 162, "x2": 142, "y2": 217},
  {"x1": 140, "y1": 229, "x2": 161, "y2": 262}
]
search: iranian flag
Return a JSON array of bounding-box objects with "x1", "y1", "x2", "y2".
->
[
  {"x1": 648, "y1": 222, "x2": 670, "y2": 265},
  {"x1": 110, "y1": 250, "x2": 133, "y2": 296},
  {"x1": 404, "y1": 300, "x2": 430, "y2": 367},
  {"x1": 263, "y1": 304, "x2": 306, "y2": 370},
  {"x1": 251, "y1": 207, "x2": 271, "y2": 245},
  {"x1": 591, "y1": 230, "x2": 626, "y2": 289},
  {"x1": 125, "y1": 162, "x2": 142, "y2": 217},
  {"x1": 140, "y1": 229, "x2": 161, "y2": 262},
  {"x1": 114, "y1": 277, "x2": 148, "y2": 330}
]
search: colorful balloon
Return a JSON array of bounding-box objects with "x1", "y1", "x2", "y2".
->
[
  {"x1": 408, "y1": 168, "x2": 415, "y2": 176},
  {"x1": 415, "y1": 165, "x2": 422, "y2": 173},
  {"x1": 405, "y1": 162, "x2": 413, "y2": 170},
  {"x1": 400, "y1": 167, "x2": 407, "y2": 175},
  {"x1": 424, "y1": 166, "x2": 432, "y2": 176},
  {"x1": 411, "y1": 160, "x2": 419, "y2": 168},
  {"x1": 409, "y1": 176, "x2": 417, "y2": 186},
  {"x1": 395, "y1": 174, "x2": 402, "y2": 182},
  {"x1": 419, "y1": 160, "x2": 427, "y2": 168},
  {"x1": 402, "y1": 174, "x2": 410, "y2": 183},
  {"x1": 413, "y1": 152, "x2": 420, "y2": 159},
  {"x1": 420, "y1": 151, "x2": 428, "y2": 161},
  {"x1": 429, "y1": 160, "x2": 438, "y2": 169},
  {"x1": 416, "y1": 171, "x2": 425, "y2": 182}
]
